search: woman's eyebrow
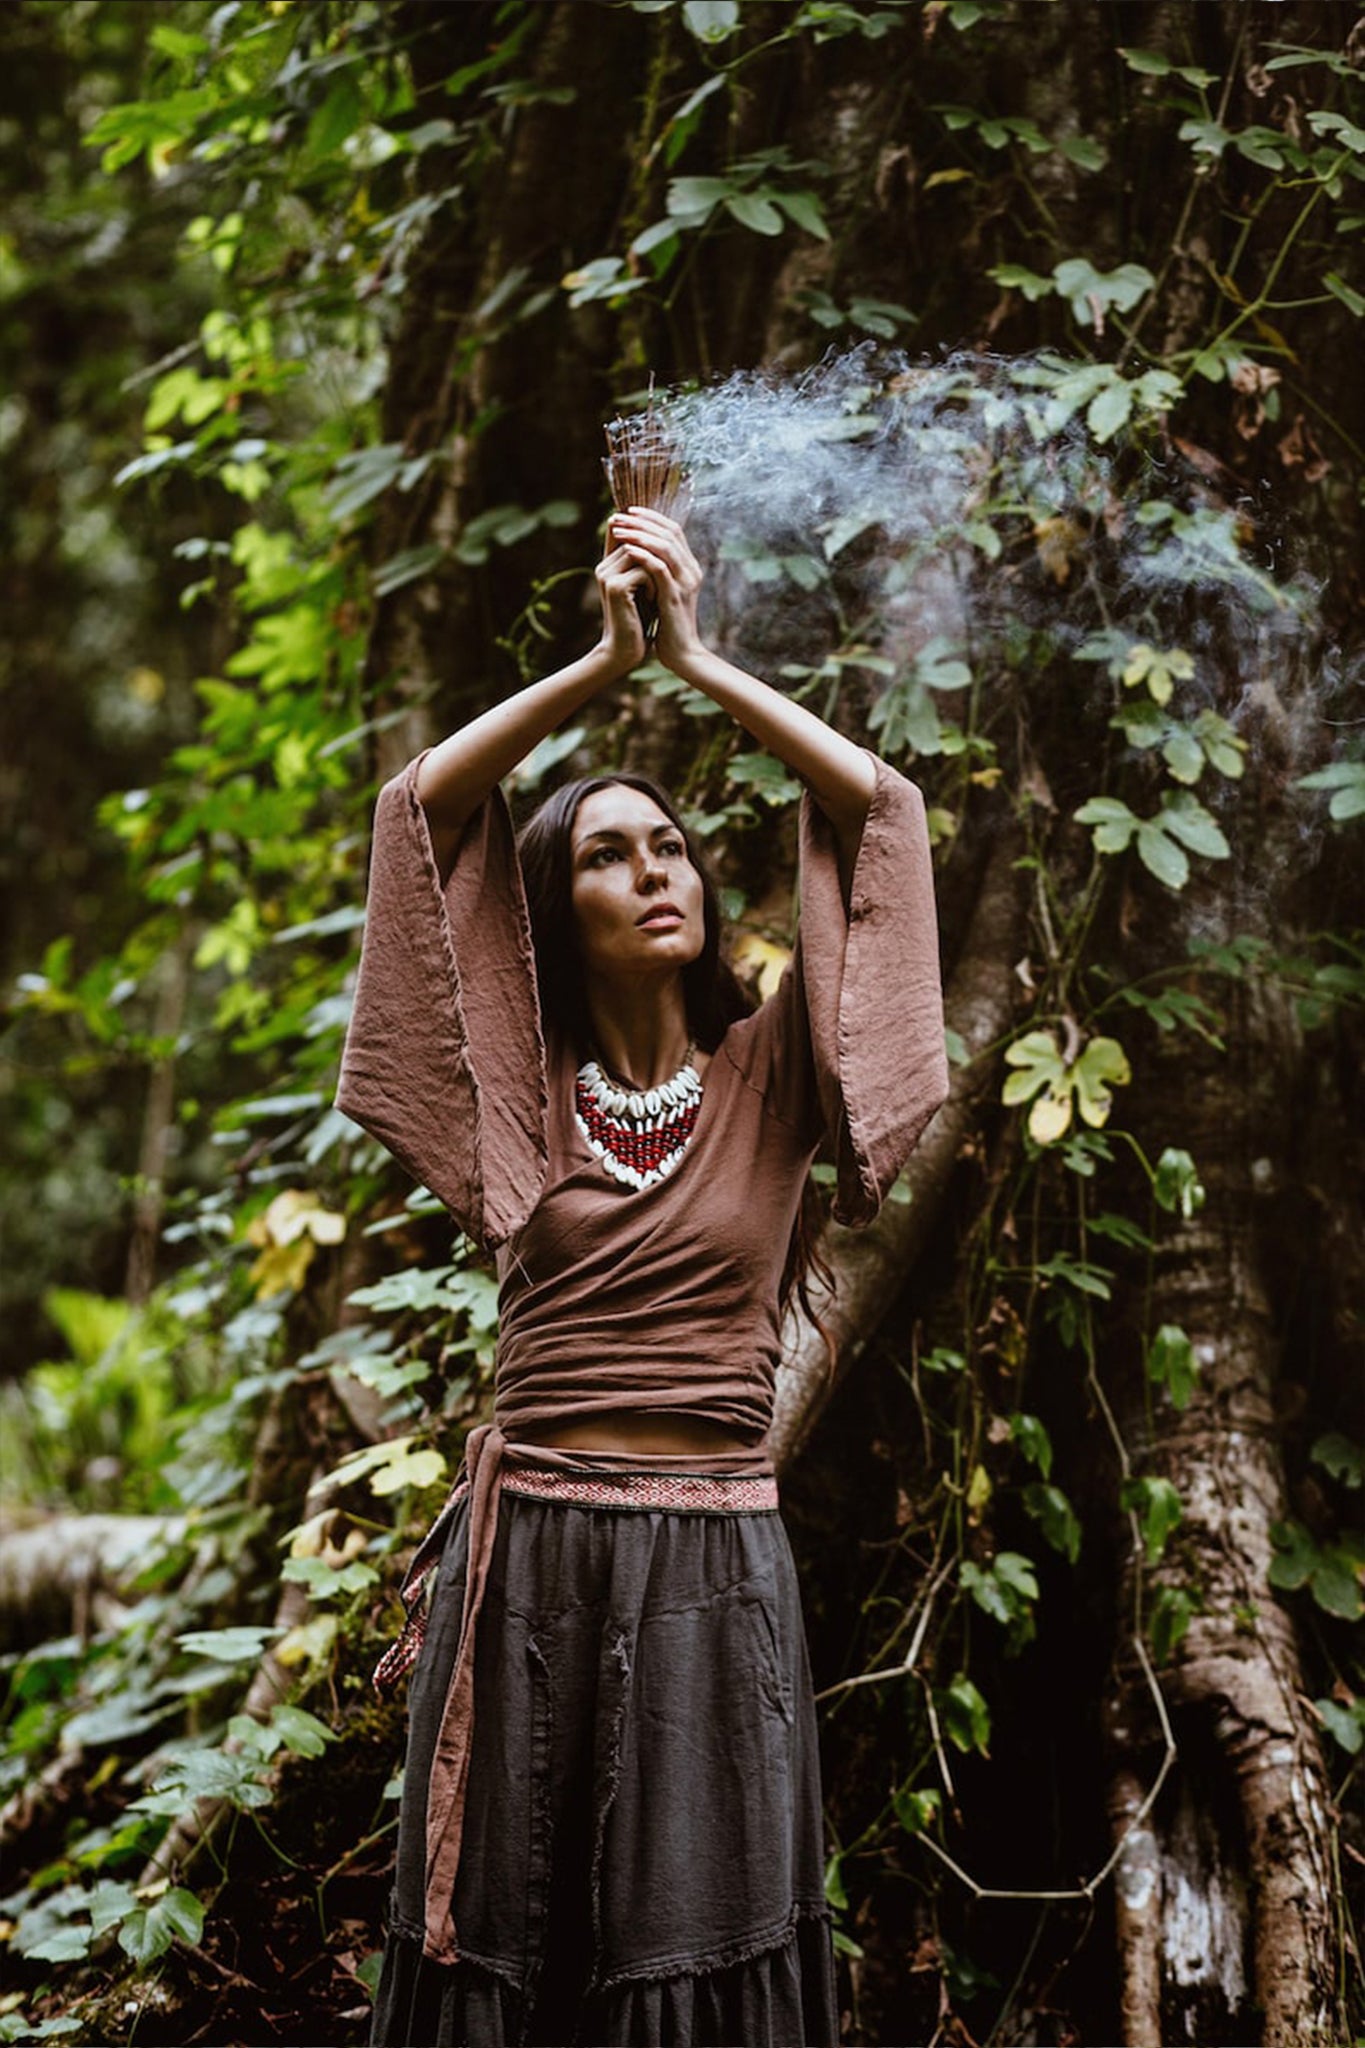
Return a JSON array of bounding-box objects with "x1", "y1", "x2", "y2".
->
[{"x1": 576, "y1": 822, "x2": 677, "y2": 846}]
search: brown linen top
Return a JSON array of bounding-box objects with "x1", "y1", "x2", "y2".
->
[{"x1": 335, "y1": 746, "x2": 949, "y2": 1961}]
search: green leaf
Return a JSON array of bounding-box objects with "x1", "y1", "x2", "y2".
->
[
  {"x1": 823, "y1": 1852, "x2": 848, "y2": 1908},
  {"x1": 1268, "y1": 1519, "x2": 1317, "y2": 1592},
  {"x1": 987, "y1": 262, "x2": 1054, "y2": 302},
  {"x1": 269, "y1": 1704, "x2": 336, "y2": 1757},
  {"x1": 1179, "y1": 117, "x2": 1232, "y2": 160},
  {"x1": 1310, "y1": 1433, "x2": 1363, "y2": 1489},
  {"x1": 995, "y1": 1550, "x2": 1040, "y2": 1602},
  {"x1": 1146, "y1": 1324, "x2": 1199, "y2": 1409},
  {"x1": 1023, "y1": 1483, "x2": 1082, "y2": 1563},
  {"x1": 87, "y1": 1879, "x2": 140, "y2": 1938},
  {"x1": 1307, "y1": 1545, "x2": 1364, "y2": 1620},
  {"x1": 1315, "y1": 1697, "x2": 1364, "y2": 1754},
  {"x1": 1150, "y1": 1585, "x2": 1194, "y2": 1663},
  {"x1": 176, "y1": 1625, "x2": 282, "y2": 1664},
  {"x1": 1052, "y1": 257, "x2": 1155, "y2": 325},
  {"x1": 667, "y1": 174, "x2": 733, "y2": 219},
  {"x1": 132, "y1": 1749, "x2": 273, "y2": 1818},
  {"x1": 1073, "y1": 1035, "x2": 1131, "y2": 1127},
  {"x1": 682, "y1": 0, "x2": 741, "y2": 40},
  {"x1": 1297, "y1": 759, "x2": 1365, "y2": 823},
  {"x1": 1010, "y1": 1412, "x2": 1052, "y2": 1480},
  {"x1": 1162, "y1": 725, "x2": 1205, "y2": 784},
  {"x1": 1135, "y1": 819, "x2": 1189, "y2": 890},
  {"x1": 1158, "y1": 790, "x2": 1230, "y2": 859},
  {"x1": 1153, "y1": 1147, "x2": 1205, "y2": 1218},
  {"x1": 775, "y1": 189, "x2": 831, "y2": 240},
  {"x1": 941, "y1": 1675, "x2": 991, "y2": 1754},
  {"x1": 329, "y1": 1434, "x2": 449, "y2": 1498},
  {"x1": 1193, "y1": 709, "x2": 1247, "y2": 779},
  {"x1": 892, "y1": 1785, "x2": 942, "y2": 1834},
  {"x1": 1087, "y1": 379, "x2": 1133, "y2": 443},
  {"x1": 118, "y1": 1887, "x2": 205, "y2": 1966},
  {"x1": 1323, "y1": 269, "x2": 1365, "y2": 317},
  {"x1": 1075, "y1": 795, "x2": 1138, "y2": 854},
  {"x1": 373, "y1": 544, "x2": 444, "y2": 597},
  {"x1": 1117, "y1": 46, "x2": 1172, "y2": 75},
  {"x1": 150, "y1": 23, "x2": 208, "y2": 58},
  {"x1": 1121, "y1": 1476, "x2": 1183, "y2": 1564},
  {"x1": 306, "y1": 75, "x2": 366, "y2": 162},
  {"x1": 1058, "y1": 133, "x2": 1107, "y2": 171},
  {"x1": 725, "y1": 192, "x2": 785, "y2": 235}
]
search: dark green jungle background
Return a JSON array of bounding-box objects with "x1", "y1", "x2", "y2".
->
[{"x1": 1, "y1": 3, "x2": 1362, "y2": 2043}]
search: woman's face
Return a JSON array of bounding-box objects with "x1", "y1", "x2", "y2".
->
[{"x1": 569, "y1": 785, "x2": 706, "y2": 983}]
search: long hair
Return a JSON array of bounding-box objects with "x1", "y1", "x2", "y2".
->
[
  {"x1": 515, "y1": 772, "x2": 832, "y2": 1332},
  {"x1": 516, "y1": 773, "x2": 749, "y2": 1056}
]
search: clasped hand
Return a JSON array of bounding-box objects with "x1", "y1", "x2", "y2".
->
[{"x1": 595, "y1": 507, "x2": 704, "y2": 678}]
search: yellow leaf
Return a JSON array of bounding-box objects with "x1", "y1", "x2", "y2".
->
[
  {"x1": 276, "y1": 1615, "x2": 339, "y2": 1668},
  {"x1": 370, "y1": 1445, "x2": 448, "y2": 1497},
  {"x1": 1028, "y1": 1088, "x2": 1073, "y2": 1144},
  {"x1": 127, "y1": 666, "x2": 165, "y2": 705},
  {"x1": 249, "y1": 1238, "x2": 314, "y2": 1297},
  {"x1": 1033, "y1": 516, "x2": 1083, "y2": 585},
  {"x1": 287, "y1": 1510, "x2": 331, "y2": 1560},
  {"x1": 731, "y1": 933, "x2": 792, "y2": 1002},
  {"x1": 252, "y1": 1188, "x2": 346, "y2": 1248},
  {"x1": 966, "y1": 1463, "x2": 993, "y2": 1519},
  {"x1": 925, "y1": 167, "x2": 974, "y2": 190}
]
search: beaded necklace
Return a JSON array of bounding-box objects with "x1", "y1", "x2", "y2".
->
[{"x1": 574, "y1": 1045, "x2": 703, "y2": 1191}]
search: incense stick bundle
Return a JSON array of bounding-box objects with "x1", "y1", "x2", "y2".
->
[{"x1": 602, "y1": 389, "x2": 690, "y2": 641}]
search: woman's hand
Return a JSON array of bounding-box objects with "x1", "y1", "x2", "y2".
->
[
  {"x1": 609, "y1": 508, "x2": 705, "y2": 675},
  {"x1": 594, "y1": 537, "x2": 651, "y2": 675},
  {"x1": 612, "y1": 506, "x2": 875, "y2": 872}
]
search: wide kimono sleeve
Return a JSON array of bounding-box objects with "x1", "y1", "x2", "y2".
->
[
  {"x1": 334, "y1": 752, "x2": 547, "y2": 1248},
  {"x1": 732, "y1": 752, "x2": 950, "y2": 1228}
]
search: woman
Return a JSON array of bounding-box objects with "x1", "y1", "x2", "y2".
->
[{"x1": 337, "y1": 507, "x2": 949, "y2": 2047}]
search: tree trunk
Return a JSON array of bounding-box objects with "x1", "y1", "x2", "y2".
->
[{"x1": 1105, "y1": 918, "x2": 1339, "y2": 2044}]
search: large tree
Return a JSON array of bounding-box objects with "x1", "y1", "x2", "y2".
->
[{"x1": 2, "y1": 5, "x2": 1361, "y2": 2044}]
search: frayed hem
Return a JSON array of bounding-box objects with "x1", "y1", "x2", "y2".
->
[{"x1": 594, "y1": 1896, "x2": 832, "y2": 1991}]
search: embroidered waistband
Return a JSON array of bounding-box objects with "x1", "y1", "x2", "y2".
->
[{"x1": 499, "y1": 1464, "x2": 779, "y2": 1513}]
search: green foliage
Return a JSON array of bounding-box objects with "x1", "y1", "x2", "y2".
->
[
  {"x1": 1121, "y1": 1476, "x2": 1184, "y2": 1566},
  {"x1": 1269, "y1": 1521, "x2": 1365, "y2": 1621},
  {"x1": 4, "y1": 1, "x2": 1361, "y2": 2032},
  {"x1": 1146, "y1": 1324, "x2": 1199, "y2": 1411}
]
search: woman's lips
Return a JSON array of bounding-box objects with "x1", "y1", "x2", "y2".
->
[{"x1": 637, "y1": 904, "x2": 684, "y2": 928}]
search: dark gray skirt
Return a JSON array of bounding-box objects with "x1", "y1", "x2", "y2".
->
[{"x1": 370, "y1": 1486, "x2": 838, "y2": 2048}]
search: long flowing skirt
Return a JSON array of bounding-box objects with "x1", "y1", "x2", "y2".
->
[{"x1": 369, "y1": 1487, "x2": 838, "y2": 2048}]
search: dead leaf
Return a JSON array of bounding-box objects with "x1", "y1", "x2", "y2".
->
[
  {"x1": 1033, "y1": 515, "x2": 1084, "y2": 585},
  {"x1": 1277, "y1": 412, "x2": 1330, "y2": 484}
]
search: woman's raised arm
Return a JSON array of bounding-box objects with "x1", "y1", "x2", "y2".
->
[
  {"x1": 609, "y1": 508, "x2": 877, "y2": 875},
  {"x1": 414, "y1": 540, "x2": 651, "y2": 875}
]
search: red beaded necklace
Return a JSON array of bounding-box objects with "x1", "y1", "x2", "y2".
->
[{"x1": 574, "y1": 1048, "x2": 703, "y2": 1192}]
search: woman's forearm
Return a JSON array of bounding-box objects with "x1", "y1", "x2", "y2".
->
[
  {"x1": 609, "y1": 507, "x2": 876, "y2": 869},
  {"x1": 672, "y1": 645, "x2": 876, "y2": 856},
  {"x1": 414, "y1": 644, "x2": 624, "y2": 872}
]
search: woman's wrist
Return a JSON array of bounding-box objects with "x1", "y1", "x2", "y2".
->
[
  {"x1": 658, "y1": 634, "x2": 710, "y2": 683},
  {"x1": 586, "y1": 635, "x2": 639, "y2": 685}
]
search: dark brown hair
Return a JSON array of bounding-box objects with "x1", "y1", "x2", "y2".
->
[
  {"x1": 516, "y1": 773, "x2": 750, "y2": 1056},
  {"x1": 515, "y1": 773, "x2": 832, "y2": 1330}
]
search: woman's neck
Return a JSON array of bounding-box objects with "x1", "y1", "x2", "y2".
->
[{"x1": 584, "y1": 978, "x2": 694, "y2": 1092}]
